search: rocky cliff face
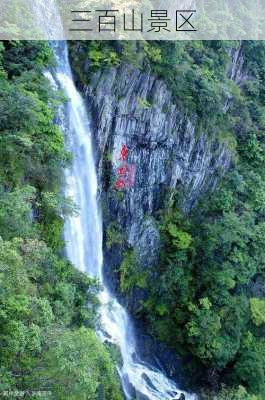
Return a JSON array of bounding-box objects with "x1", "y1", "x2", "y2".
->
[
  {"x1": 71, "y1": 46, "x2": 245, "y2": 309},
  {"x1": 82, "y1": 64, "x2": 230, "y2": 275},
  {"x1": 68, "y1": 43, "x2": 249, "y2": 385}
]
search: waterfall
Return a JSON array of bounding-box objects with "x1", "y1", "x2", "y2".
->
[
  {"x1": 48, "y1": 41, "x2": 196, "y2": 400},
  {"x1": 35, "y1": 2, "x2": 196, "y2": 397}
]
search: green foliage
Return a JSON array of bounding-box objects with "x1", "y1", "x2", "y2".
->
[
  {"x1": 106, "y1": 222, "x2": 124, "y2": 249},
  {"x1": 0, "y1": 237, "x2": 101, "y2": 391},
  {"x1": 0, "y1": 186, "x2": 36, "y2": 240},
  {"x1": 3, "y1": 38, "x2": 265, "y2": 400},
  {"x1": 201, "y1": 385, "x2": 258, "y2": 400},
  {"x1": 250, "y1": 298, "x2": 265, "y2": 327},
  {"x1": 137, "y1": 96, "x2": 152, "y2": 110},
  {"x1": 70, "y1": 39, "x2": 265, "y2": 399},
  {"x1": 139, "y1": 41, "x2": 235, "y2": 128},
  {"x1": 135, "y1": 41, "x2": 265, "y2": 398},
  {"x1": 0, "y1": 44, "x2": 68, "y2": 191},
  {"x1": 40, "y1": 192, "x2": 77, "y2": 251},
  {"x1": 119, "y1": 249, "x2": 147, "y2": 293},
  {"x1": 143, "y1": 43, "x2": 162, "y2": 63},
  {"x1": 30, "y1": 327, "x2": 123, "y2": 400},
  {"x1": 69, "y1": 41, "x2": 120, "y2": 85},
  {"x1": 185, "y1": 297, "x2": 246, "y2": 368},
  {"x1": 232, "y1": 338, "x2": 265, "y2": 396},
  {"x1": 71, "y1": 40, "x2": 236, "y2": 131},
  {"x1": 0, "y1": 41, "x2": 122, "y2": 399},
  {"x1": 121, "y1": 41, "x2": 144, "y2": 68},
  {"x1": 88, "y1": 42, "x2": 120, "y2": 69},
  {"x1": 166, "y1": 223, "x2": 192, "y2": 250}
]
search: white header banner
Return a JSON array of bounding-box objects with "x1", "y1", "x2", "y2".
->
[{"x1": 0, "y1": 0, "x2": 264, "y2": 40}]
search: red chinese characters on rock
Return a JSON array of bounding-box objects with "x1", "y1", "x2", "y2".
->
[
  {"x1": 120, "y1": 144, "x2": 129, "y2": 161},
  {"x1": 115, "y1": 145, "x2": 136, "y2": 190}
]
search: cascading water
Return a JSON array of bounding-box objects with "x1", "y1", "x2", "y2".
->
[
  {"x1": 49, "y1": 42, "x2": 196, "y2": 400},
  {"x1": 34, "y1": 2, "x2": 196, "y2": 397}
]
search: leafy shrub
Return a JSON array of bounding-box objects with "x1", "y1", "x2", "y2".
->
[{"x1": 119, "y1": 250, "x2": 147, "y2": 293}]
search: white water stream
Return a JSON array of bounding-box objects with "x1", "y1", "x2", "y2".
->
[
  {"x1": 51, "y1": 42, "x2": 196, "y2": 400},
  {"x1": 33, "y1": 2, "x2": 196, "y2": 398}
]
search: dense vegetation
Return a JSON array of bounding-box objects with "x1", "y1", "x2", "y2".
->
[
  {"x1": 70, "y1": 40, "x2": 241, "y2": 138},
  {"x1": 134, "y1": 42, "x2": 265, "y2": 399},
  {"x1": 0, "y1": 41, "x2": 122, "y2": 400},
  {"x1": 2, "y1": 38, "x2": 265, "y2": 400},
  {"x1": 70, "y1": 40, "x2": 265, "y2": 399}
]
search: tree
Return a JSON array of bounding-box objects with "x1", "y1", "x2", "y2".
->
[
  {"x1": 30, "y1": 327, "x2": 123, "y2": 400},
  {"x1": 250, "y1": 298, "x2": 265, "y2": 327}
]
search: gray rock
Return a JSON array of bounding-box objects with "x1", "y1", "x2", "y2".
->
[
  {"x1": 84, "y1": 64, "x2": 231, "y2": 266},
  {"x1": 73, "y1": 50, "x2": 245, "y2": 310}
]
